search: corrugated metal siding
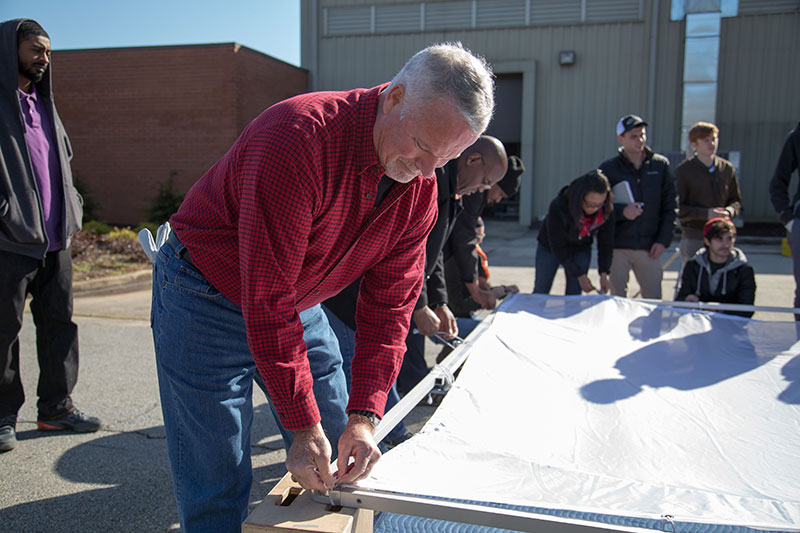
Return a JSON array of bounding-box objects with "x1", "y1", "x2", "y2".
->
[
  {"x1": 325, "y1": 6, "x2": 371, "y2": 36},
  {"x1": 717, "y1": 10, "x2": 800, "y2": 220},
  {"x1": 476, "y1": 0, "x2": 526, "y2": 27},
  {"x1": 530, "y1": 0, "x2": 582, "y2": 24},
  {"x1": 425, "y1": 1, "x2": 473, "y2": 30},
  {"x1": 586, "y1": 0, "x2": 642, "y2": 22},
  {"x1": 303, "y1": 0, "x2": 796, "y2": 224},
  {"x1": 375, "y1": 4, "x2": 421, "y2": 32},
  {"x1": 738, "y1": 0, "x2": 800, "y2": 15}
]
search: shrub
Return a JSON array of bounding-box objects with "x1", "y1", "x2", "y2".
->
[
  {"x1": 108, "y1": 227, "x2": 138, "y2": 241},
  {"x1": 82, "y1": 220, "x2": 113, "y2": 235},
  {"x1": 148, "y1": 171, "x2": 185, "y2": 223},
  {"x1": 134, "y1": 222, "x2": 161, "y2": 236},
  {"x1": 73, "y1": 174, "x2": 100, "y2": 222}
]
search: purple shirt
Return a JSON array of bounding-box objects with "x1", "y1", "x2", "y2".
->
[{"x1": 19, "y1": 86, "x2": 64, "y2": 251}]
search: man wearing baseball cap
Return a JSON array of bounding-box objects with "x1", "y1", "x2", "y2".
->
[
  {"x1": 676, "y1": 217, "x2": 756, "y2": 318},
  {"x1": 599, "y1": 114, "x2": 677, "y2": 299}
]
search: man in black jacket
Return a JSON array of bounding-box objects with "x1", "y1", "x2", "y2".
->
[
  {"x1": 444, "y1": 155, "x2": 524, "y2": 315},
  {"x1": 323, "y1": 136, "x2": 507, "y2": 433},
  {"x1": 0, "y1": 19, "x2": 101, "y2": 453},
  {"x1": 599, "y1": 115, "x2": 677, "y2": 299},
  {"x1": 769, "y1": 122, "x2": 800, "y2": 320}
]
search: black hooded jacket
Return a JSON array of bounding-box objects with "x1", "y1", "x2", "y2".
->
[
  {"x1": 0, "y1": 18, "x2": 82, "y2": 259},
  {"x1": 537, "y1": 184, "x2": 615, "y2": 278}
]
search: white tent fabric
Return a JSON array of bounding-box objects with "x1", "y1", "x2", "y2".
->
[{"x1": 360, "y1": 295, "x2": 800, "y2": 531}]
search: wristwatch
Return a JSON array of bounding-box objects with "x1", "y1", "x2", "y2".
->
[{"x1": 347, "y1": 409, "x2": 381, "y2": 427}]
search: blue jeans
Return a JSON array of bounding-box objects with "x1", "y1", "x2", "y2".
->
[
  {"x1": 322, "y1": 305, "x2": 409, "y2": 442},
  {"x1": 534, "y1": 243, "x2": 591, "y2": 295},
  {"x1": 151, "y1": 239, "x2": 348, "y2": 531}
]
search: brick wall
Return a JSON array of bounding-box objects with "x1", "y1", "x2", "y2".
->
[{"x1": 52, "y1": 44, "x2": 308, "y2": 225}]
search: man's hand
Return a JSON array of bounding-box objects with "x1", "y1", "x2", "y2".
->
[
  {"x1": 466, "y1": 281, "x2": 497, "y2": 310},
  {"x1": 622, "y1": 202, "x2": 644, "y2": 220},
  {"x1": 685, "y1": 294, "x2": 700, "y2": 303},
  {"x1": 335, "y1": 414, "x2": 382, "y2": 485},
  {"x1": 413, "y1": 307, "x2": 441, "y2": 336},
  {"x1": 433, "y1": 304, "x2": 457, "y2": 339},
  {"x1": 490, "y1": 284, "x2": 521, "y2": 299},
  {"x1": 649, "y1": 242, "x2": 665, "y2": 260},
  {"x1": 599, "y1": 273, "x2": 609, "y2": 294},
  {"x1": 286, "y1": 423, "x2": 334, "y2": 491},
  {"x1": 708, "y1": 207, "x2": 730, "y2": 219},
  {"x1": 578, "y1": 274, "x2": 596, "y2": 293}
]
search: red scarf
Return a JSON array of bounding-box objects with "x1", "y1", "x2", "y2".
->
[{"x1": 578, "y1": 210, "x2": 605, "y2": 238}]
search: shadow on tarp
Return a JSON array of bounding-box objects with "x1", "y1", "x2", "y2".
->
[
  {"x1": 780, "y1": 354, "x2": 800, "y2": 404},
  {"x1": 0, "y1": 402, "x2": 286, "y2": 532},
  {"x1": 581, "y1": 313, "x2": 799, "y2": 404}
]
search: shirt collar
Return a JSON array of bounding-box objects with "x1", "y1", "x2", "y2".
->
[
  {"x1": 354, "y1": 83, "x2": 390, "y2": 178},
  {"x1": 18, "y1": 84, "x2": 38, "y2": 102}
]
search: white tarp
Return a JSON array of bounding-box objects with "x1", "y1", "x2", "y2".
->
[{"x1": 360, "y1": 295, "x2": 800, "y2": 531}]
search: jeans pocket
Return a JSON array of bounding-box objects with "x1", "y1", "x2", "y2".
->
[{"x1": 165, "y1": 262, "x2": 224, "y2": 300}]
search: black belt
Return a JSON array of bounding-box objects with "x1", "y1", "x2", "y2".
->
[{"x1": 168, "y1": 230, "x2": 194, "y2": 266}]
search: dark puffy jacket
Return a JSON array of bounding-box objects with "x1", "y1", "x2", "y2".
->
[
  {"x1": 537, "y1": 185, "x2": 614, "y2": 278},
  {"x1": 599, "y1": 147, "x2": 676, "y2": 251},
  {"x1": 769, "y1": 122, "x2": 800, "y2": 224},
  {"x1": 676, "y1": 247, "x2": 756, "y2": 318},
  {"x1": 0, "y1": 19, "x2": 83, "y2": 259}
]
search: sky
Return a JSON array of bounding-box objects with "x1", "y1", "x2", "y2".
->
[{"x1": 2, "y1": 0, "x2": 301, "y2": 66}]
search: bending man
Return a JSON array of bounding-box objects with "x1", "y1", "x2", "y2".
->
[{"x1": 151, "y1": 43, "x2": 494, "y2": 531}]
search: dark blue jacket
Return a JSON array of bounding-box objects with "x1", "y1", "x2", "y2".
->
[
  {"x1": 599, "y1": 147, "x2": 676, "y2": 251},
  {"x1": 769, "y1": 122, "x2": 800, "y2": 224}
]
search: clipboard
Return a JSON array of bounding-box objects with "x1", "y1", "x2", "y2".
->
[{"x1": 611, "y1": 181, "x2": 635, "y2": 205}]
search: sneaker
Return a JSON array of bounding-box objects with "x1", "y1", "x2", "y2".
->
[
  {"x1": 0, "y1": 414, "x2": 17, "y2": 452},
  {"x1": 37, "y1": 408, "x2": 101, "y2": 433}
]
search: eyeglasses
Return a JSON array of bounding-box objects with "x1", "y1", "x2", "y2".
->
[{"x1": 583, "y1": 199, "x2": 605, "y2": 210}]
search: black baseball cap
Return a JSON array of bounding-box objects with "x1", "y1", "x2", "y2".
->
[
  {"x1": 616, "y1": 115, "x2": 648, "y2": 136},
  {"x1": 498, "y1": 155, "x2": 524, "y2": 197}
]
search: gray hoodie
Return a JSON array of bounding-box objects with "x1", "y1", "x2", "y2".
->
[
  {"x1": 690, "y1": 247, "x2": 749, "y2": 296},
  {"x1": 0, "y1": 18, "x2": 82, "y2": 259}
]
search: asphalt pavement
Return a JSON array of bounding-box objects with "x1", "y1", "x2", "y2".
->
[{"x1": 0, "y1": 219, "x2": 795, "y2": 532}]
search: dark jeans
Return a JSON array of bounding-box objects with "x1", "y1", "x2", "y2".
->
[
  {"x1": 0, "y1": 248, "x2": 78, "y2": 419},
  {"x1": 396, "y1": 316, "x2": 427, "y2": 395},
  {"x1": 789, "y1": 219, "x2": 800, "y2": 321},
  {"x1": 321, "y1": 305, "x2": 410, "y2": 442},
  {"x1": 534, "y1": 243, "x2": 591, "y2": 296}
]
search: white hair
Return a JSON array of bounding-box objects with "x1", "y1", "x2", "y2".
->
[{"x1": 389, "y1": 42, "x2": 495, "y2": 134}]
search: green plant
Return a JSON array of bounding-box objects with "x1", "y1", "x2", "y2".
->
[
  {"x1": 82, "y1": 220, "x2": 113, "y2": 235},
  {"x1": 134, "y1": 222, "x2": 161, "y2": 236},
  {"x1": 73, "y1": 174, "x2": 100, "y2": 222},
  {"x1": 148, "y1": 171, "x2": 185, "y2": 223},
  {"x1": 108, "y1": 227, "x2": 137, "y2": 241}
]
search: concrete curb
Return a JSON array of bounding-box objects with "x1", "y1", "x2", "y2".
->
[{"x1": 73, "y1": 268, "x2": 153, "y2": 296}]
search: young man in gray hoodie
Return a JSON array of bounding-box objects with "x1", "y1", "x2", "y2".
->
[
  {"x1": 676, "y1": 217, "x2": 756, "y2": 318},
  {"x1": 0, "y1": 19, "x2": 100, "y2": 453}
]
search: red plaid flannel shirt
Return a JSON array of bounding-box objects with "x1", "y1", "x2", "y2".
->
[{"x1": 170, "y1": 85, "x2": 438, "y2": 430}]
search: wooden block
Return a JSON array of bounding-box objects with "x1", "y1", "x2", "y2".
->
[{"x1": 243, "y1": 472, "x2": 372, "y2": 533}]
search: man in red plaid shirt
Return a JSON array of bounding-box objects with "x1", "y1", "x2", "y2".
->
[{"x1": 151, "y1": 42, "x2": 495, "y2": 530}]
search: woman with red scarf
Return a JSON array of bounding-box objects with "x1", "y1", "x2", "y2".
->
[{"x1": 534, "y1": 170, "x2": 615, "y2": 295}]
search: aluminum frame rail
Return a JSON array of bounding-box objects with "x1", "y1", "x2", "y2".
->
[
  {"x1": 323, "y1": 486, "x2": 663, "y2": 533},
  {"x1": 634, "y1": 298, "x2": 800, "y2": 316},
  {"x1": 371, "y1": 302, "x2": 498, "y2": 443}
]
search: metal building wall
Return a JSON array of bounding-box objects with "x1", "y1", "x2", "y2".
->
[
  {"x1": 717, "y1": 10, "x2": 800, "y2": 221},
  {"x1": 301, "y1": 0, "x2": 798, "y2": 225}
]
